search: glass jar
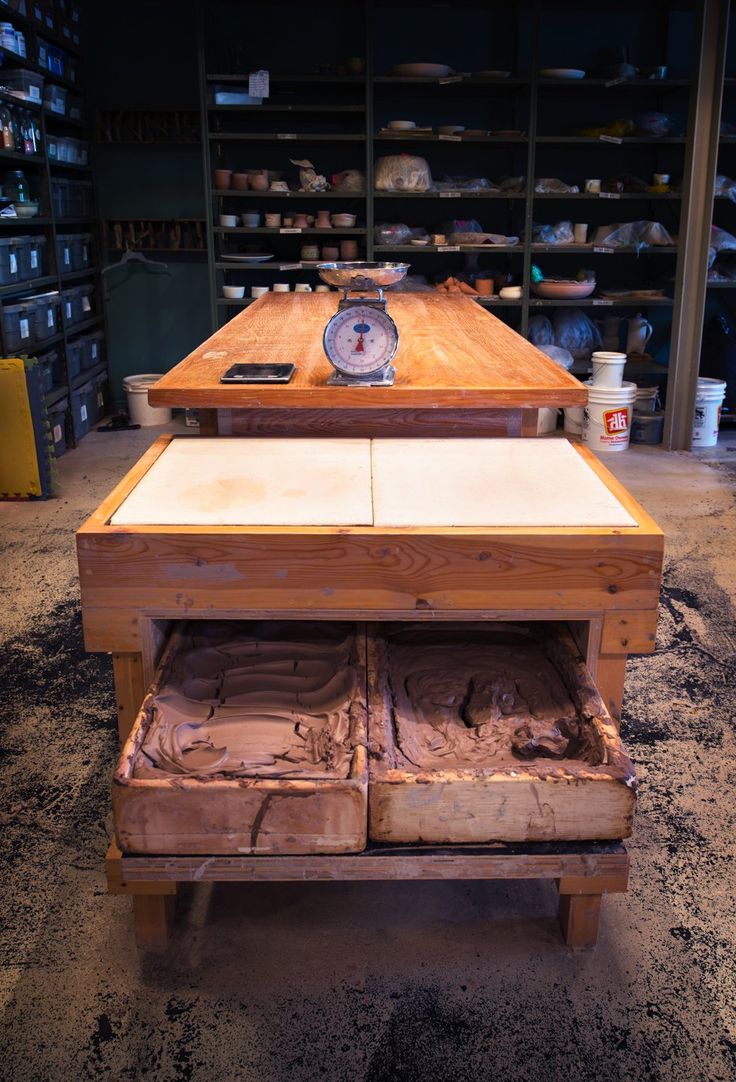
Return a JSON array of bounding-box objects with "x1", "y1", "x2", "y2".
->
[{"x1": 4, "y1": 170, "x2": 31, "y2": 204}]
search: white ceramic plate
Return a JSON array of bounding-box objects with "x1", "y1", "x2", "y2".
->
[
  {"x1": 392, "y1": 62, "x2": 452, "y2": 78},
  {"x1": 222, "y1": 254, "x2": 274, "y2": 263},
  {"x1": 540, "y1": 68, "x2": 586, "y2": 79}
]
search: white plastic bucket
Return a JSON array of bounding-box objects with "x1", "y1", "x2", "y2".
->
[
  {"x1": 582, "y1": 380, "x2": 637, "y2": 453},
  {"x1": 123, "y1": 373, "x2": 172, "y2": 426},
  {"x1": 634, "y1": 385, "x2": 659, "y2": 413},
  {"x1": 563, "y1": 405, "x2": 584, "y2": 435},
  {"x1": 537, "y1": 406, "x2": 559, "y2": 434},
  {"x1": 591, "y1": 351, "x2": 627, "y2": 389},
  {"x1": 692, "y1": 377, "x2": 727, "y2": 447}
]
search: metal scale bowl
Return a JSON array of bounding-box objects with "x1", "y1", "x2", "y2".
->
[{"x1": 317, "y1": 261, "x2": 409, "y2": 386}]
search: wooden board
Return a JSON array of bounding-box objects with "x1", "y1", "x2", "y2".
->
[
  {"x1": 113, "y1": 623, "x2": 368, "y2": 855},
  {"x1": 147, "y1": 294, "x2": 587, "y2": 410},
  {"x1": 371, "y1": 439, "x2": 638, "y2": 528},
  {"x1": 367, "y1": 623, "x2": 636, "y2": 845},
  {"x1": 110, "y1": 437, "x2": 372, "y2": 526}
]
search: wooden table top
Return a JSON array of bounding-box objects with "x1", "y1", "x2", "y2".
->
[{"x1": 148, "y1": 294, "x2": 587, "y2": 409}]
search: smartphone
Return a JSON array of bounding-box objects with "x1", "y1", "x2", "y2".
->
[{"x1": 220, "y1": 363, "x2": 296, "y2": 384}]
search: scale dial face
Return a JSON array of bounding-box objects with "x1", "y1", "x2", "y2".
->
[{"x1": 323, "y1": 304, "x2": 398, "y2": 377}]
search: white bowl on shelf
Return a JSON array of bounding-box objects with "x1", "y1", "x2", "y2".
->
[
  {"x1": 387, "y1": 120, "x2": 417, "y2": 130},
  {"x1": 222, "y1": 285, "x2": 245, "y2": 299}
]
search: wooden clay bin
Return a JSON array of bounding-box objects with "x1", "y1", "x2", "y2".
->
[{"x1": 78, "y1": 433, "x2": 663, "y2": 950}]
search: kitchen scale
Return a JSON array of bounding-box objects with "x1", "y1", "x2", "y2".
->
[{"x1": 317, "y1": 261, "x2": 409, "y2": 386}]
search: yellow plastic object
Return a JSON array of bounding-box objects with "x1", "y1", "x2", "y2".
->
[{"x1": 0, "y1": 357, "x2": 42, "y2": 498}]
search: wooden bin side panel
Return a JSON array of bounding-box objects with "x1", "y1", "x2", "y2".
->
[{"x1": 78, "y1": 531, "x2": 663, "y2": 653}]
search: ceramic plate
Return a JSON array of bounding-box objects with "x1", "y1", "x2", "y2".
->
[
  {"x1": 222, "y1": 254, "x2": 274, "y2": 263},
  {"x1": 392, "y1": 62, "x2": 452, "y2": 77},
  {"x1": 540, "y1": 68, "x2": 586, "y2": 79}
]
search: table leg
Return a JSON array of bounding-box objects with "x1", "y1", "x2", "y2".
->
[
  {"x1": 558, "y1": 892, "x2": 602, "y2": 948},
  {"x1": 594, "y1": 654, "x2": 629, "y2": 724},
  {"x1": 132, "y1": 894, "x2": 175, "y2": 952}
]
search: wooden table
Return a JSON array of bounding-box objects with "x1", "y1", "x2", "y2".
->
[
  {"x1": 148, "y1": 294, "x2": 586, "y2": 438},
  {"x1": 78, "y1": 435, "x2": 663, "y2": 951}
]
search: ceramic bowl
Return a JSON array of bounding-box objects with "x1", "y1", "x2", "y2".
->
[
  {"x1": 438, "y1": 125, "x2": 464, "y2": 135},
  {"x1": 331, "y1": 213, "x2": 357, "y2": 227},
  {"x1": 532, "y1": 279, "x2": 596, "y2": 299},
  {"x1": 387, "y1": 120, "x2": 417, "y2": 130},
  {"x1": 499, "y1": 286, "x2": 522, "y2": 300},
  {"x1": 219, "y1": 214, "x2": 238, "y2": 228},
  {"x1": 15, "y1": 202, "x2": 39, "y2": 218},
  {"x1": 392, "y1": 62, "x2": 451, "y2": 78},
  {"x1": 223, "y1": 285, "x2": 245, "y2": 299},
  {"x1": 410, "y1": 238, "x2": 429, "y2": 245},
  {"x1": 539, "y1": 67, "x2": 586, "y2": 79}
]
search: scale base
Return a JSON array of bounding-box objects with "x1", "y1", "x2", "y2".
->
[{"x1": 327, "y1": 365, "x2": 395, "y2": 387}]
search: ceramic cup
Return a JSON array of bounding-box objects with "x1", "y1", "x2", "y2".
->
[
  {"x1": 585, "y1": 178, "x2": 602, "y2": 193},
  {"x1": 250, "y1": 172, "x2": 269, "y2": 192},
  {"x1": 283, "y1": 216, "x2": 295, "y2": 227},
  {"x1": 315, "y1": 285, "x2": 330, "y2": 292},
  {"x1": 294, "y1": 283, "x2": 312, "y2": 292},
  {"x1": 265, "y1": 213, "x2": 281, "y2": 228},
  {"x1": 214, "y1": 168, "x2": 232, "y2": 189},
  {"x1": 251, "y1": 285, "x2": 269, "y2": 299},
  {"x1": 219, "y1": 214, "x2": 238, "y2": 228},
  {"x1": 301, "y1": 244, "x2": 320, "y2": 260},
  {"x1": 269, "y1": 180, "x2": 289, "y2": 192},
  {"x1": 272, "y1": 283, "x2": 290, "y2": 292},
  {"x1": 475, "y1": 278, "x2": 493, "y2": 296},
  {"x1": 322, "y1": 245, "x2": 339, "y2": 260},
  {"x1": 573, "y1": 223, "x2": 588, "y2": 244},
  {"x1": 223, "y1": 285, "x2": 245, "y2": 299},
  {"x1": 232, "y1": 172, "x2": 250, "y2": 191},
  {"x1": 340, "y1": 239, "x2": 359, "y2": 260},
  {"x1": 241, "y1": 212, "x2": 261, "y2": 228}
]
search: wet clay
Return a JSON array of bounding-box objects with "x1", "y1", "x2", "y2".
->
[
  {"x1": 384, "y1": 626, "x2": 604, "y2": 772},
  {"x1": 134, "y1": 622, "x2": 362, "y2": 780}
]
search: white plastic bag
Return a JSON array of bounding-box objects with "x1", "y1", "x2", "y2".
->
[{"x1": 375, "y1": 154, "x2": 432, "y2": 192}]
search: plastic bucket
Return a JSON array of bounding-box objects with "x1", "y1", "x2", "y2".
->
[
  {"x1": 631, "y1": 409, "x2": 664, "y2": 445},
  {"x1": 123, "y1": 373, "x2": 172, "y2": 426},
  {"x1": 692, "y1": 377, "x2": 727, "y2": 448},
  {"x1": 634, "y1": 385, "x2": 660, "y2": 413},
  {"x1": 582, "y1": 380, "x2": 637, "y2": 453},
  {"x1": 563, "y1": 405, "x2": 584, "y2": 435},
  {"x1": 537, "y1": 406, "x2": 559, "y2": 434},
  {"x1": 591, "y1": 351, "x2": 627, "y2": 389}
]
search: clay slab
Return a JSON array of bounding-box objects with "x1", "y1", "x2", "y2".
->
[
  {"x1": 371, "y1": 438, "x2": 638, "y2": 527},
  {"x1": 109, "y1": 437, "x2": 372, "y2": 526}
]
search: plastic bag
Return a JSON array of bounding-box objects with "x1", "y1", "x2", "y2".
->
[
  {"x1": 449, "y1": 231, "x2": 520, "y2": 246},
  {"x1": 528, "y1": 315, "x2": 554, "y2": 346},
  {"x1": 531, "y1": 221, "x2": 574, "y2": 245},
  {"x1": 537, "y1": 344, "x2": 574, "y2": 370},
  {"x1": 534, "y1": 178, "x2": 580, "y2": 194},
  {"x1": 590, "y1": 221, "x2": 674, "y2": 249},
  {"x1": 375, "y1": 154, "x2": 432, "y2": 192},
  {"x1": 374, "y1": 222, "x2": 412, "y2": 245},
  {"x1": 714, "y1": 175, "x2": 736, "y2": 201},
  {"x1": 441, "y1": 218, "x2": 483, "y2": 235},
  {"x1": 332, "y1": 169, "x2": 365, "y2": 192},
  {"x1": 636, "y1": 112, "x2": 674, "y2": 137},
  {"x1": 497, "y1": 176, "x2": 526, "y2": 193},
  {"x1": 552, "y1": 308, "x2": 602, "y2": 362},
  {"x1": 435, "y1": 176, "x2": 494, "y2": 191},
  {"x1": 708, "y1": 225, "x2": 736, "y2": 268}
]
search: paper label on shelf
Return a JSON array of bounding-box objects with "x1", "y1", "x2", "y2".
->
[
  {"x1": 30, "y1": 250, "x2": 38, "y2": 268},
  {"x1": 19, "y1": 317, "x2": 29, "y2": 338},
  {"x1": 438, "y1": 134, "x2": 462, "y2": 142},
  {"x1": 593, "y1": 246, "x2": 615, "y2": 254},
  {"x1": 80, "y1": 404, "x2": 87, "y2": 421},
  {"x1": 592, "y1": 299, "x2": 614, "y2": 305},
  {"x1": 47, "y1": 308, "x2": 54, "y2": 327},
  {"x1": 439, "y1": 75, "x2": 463, "y2": 84},
  {"x1": 280, "y1": 262, "x2": 302, "y2": 270},
  {"x1": 599, "y1": 191, "x2": 621, "y2": 199},
  {"x1": 29, "y1": 84, "x2": 40, "y2": 101},
  {"x1": 248, "y1": 70, "x2": 269, "y2": 98},
  {"x1": 9, "y1": 252, "x2": 17, "y2": 274},
  {"x1": 65, "y1": 302, "x2": 72, "y2": 319},
  {"x1": 438, "y1": 245, "x2": 460, "y2": 252},
  {"x1": 440, "y1": 191, "x2": 461, "y2": 198},
  {"x1": 63, "y1": 247, "x2": 71, "y2": 265},
  {"x1": 599, "y1": 134, "x2": 623, "y2": 144},
  {"x1": 53, "y1": 424, "x2": 62, "y2": 443},
  {"x1": 277, "y1": 133, "x2": 297, "y2": 140},
  {"x1": 280, "y1": 227, "x2": 302, "y2": 233},
  {"x1": 82, "y1": 296, "x2": 91, "y2": 312},
  {"x1": 604, "y1": 77, "x2": 626, "y2": 87}
]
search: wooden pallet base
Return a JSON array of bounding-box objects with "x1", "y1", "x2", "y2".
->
[{"x1": 106, "y1": 839, "x2": 629, "y2": 952}]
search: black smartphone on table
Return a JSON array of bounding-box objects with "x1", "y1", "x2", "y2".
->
[{"x1": 220, "y1": 363, "x2": 296, "y2": 383}]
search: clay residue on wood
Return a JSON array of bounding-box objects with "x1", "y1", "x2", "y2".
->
[
  {"x1": 384, "y1": 625, "x2": 606, "y2": 773},
  {"x1": 133, "y1": 621, "x2": 362, "y2": 780}
]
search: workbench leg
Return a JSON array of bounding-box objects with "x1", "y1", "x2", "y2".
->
[
  {"x1": 198, "y1": 408, "x2": 219, "y2": 435},
  {"x1": 594, "y1": 654, "x2": 628, "y2": 724},
  {"x1": 112, "y1": 653, "x2": 145, "y2": 743},
  {"x1": 132, "y1": 893, "x2": 175, "y2": 953},
  {"x1": 558, "y1": 893, "x2": 603, "y2": 949}
]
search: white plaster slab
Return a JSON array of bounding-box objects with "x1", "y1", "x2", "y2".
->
[
  {"x1": 371, "y1": 439, "x2": 638, "y2": 528},
  {"x1": 110, "y1": 438, "x2": 373, "y2": 526}
]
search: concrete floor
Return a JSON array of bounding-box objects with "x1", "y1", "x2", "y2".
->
[{"x1": 1, "y1": 419, "x2": 735, "y2": 1081}]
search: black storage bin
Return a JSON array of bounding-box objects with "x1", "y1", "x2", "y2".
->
[
  {"x1": 71, "y1": 381, "x2": 93, "y2": 441},
  {"x1": 20, "y1": 235, "x2": 48, "y2": 281},
  {"x1": 81, "y1": 329, "x2": 104, "y2": 370},
  {"x1": 61, "y1": 286, "x2": 82, "y2": 327},
  {"x1": 38, "y1": 346, "x2": 63, "y2": 386},
  {"x1": 48, "y1": 396, "x2": 68, "y2": 458},
  {"x1": 78, "y1": 283, "x2": 94, "y2": 319},
  {"x1": 92, "y1": 373, "x2": 108, "y2": 423},
  {"x1": 2, "y1": 299, "x2": 36, "y2": 350},
  {"x1": 55, "y1": 233, "x2": 76, "y2": 273},
  {"x1": 0, "y1": 237, "x2": 22, "y2": 286},
  {"x1": 28, "y1": 291, "x2": 59, "y2": 341},
  {"x1": 66, "y1": 338, "x2": 83, "y2": 380},
  {"x1": 78, "y1": 233, "x2": 93, "y2": 269},
  {"x1": 37, "y1": 356, "x2": 54, "y2": 394}
]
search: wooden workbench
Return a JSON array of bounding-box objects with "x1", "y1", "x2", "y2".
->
[
  {"x1": 78, "y1": 435, "x2": 663, "y2": 951},
  {"x1": 148, "y1": 294, "x2": 586, "y2": 437}
]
